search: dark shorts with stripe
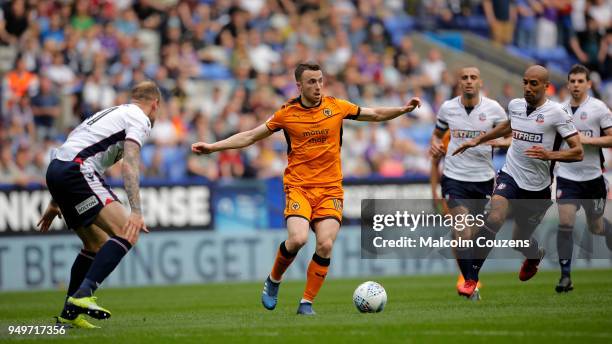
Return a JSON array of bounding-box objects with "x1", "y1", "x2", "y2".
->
[
  {"x1": 556, "y1": 175, "x2": 608, "y2": 217},
  {"x1": 46, "y1": 159, "x2": 119, "y2": 230},
  {"x1": 493, "y1": 171, "x2": 553, "y2": 226},
  {"x1": 440, "y1": 175, "x2": 494, "y2": 214}
]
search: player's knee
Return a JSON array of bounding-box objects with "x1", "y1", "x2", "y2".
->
[
  {"x1": 455, "y1": 228, "x2": 472, "y2": 241},
  {"x1": 587, "y1": 222, "x2": 604, "y2": 235},
  {"x1": 287, "y1": 234, "x2": 308, "y2": 250},
  {"x1": 84, "y1": 238, "x2": 107, "y2": 253},
  {"x1": 484, "y1": 214, "x2": 504, "y2": 232},
  {"x1": 316, "y1": 239, "x2": 334, "y2": 256}
]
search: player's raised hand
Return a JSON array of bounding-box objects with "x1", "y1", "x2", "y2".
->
[
  {"x1": 37, "y1": 201, "x2": 62, "y2": 233},
  {"x1": 452, "y1": 139, "x2": 478, "y2": 156},
  {"x1": 191, "y1": 142, "x2": 215, "y2": 155},
  {"x1": 404, "y1": 97, "x2": 421, "y2": 112},
  {"x1": 524, "y1": 145, "x2": 550, "y2": 160}
]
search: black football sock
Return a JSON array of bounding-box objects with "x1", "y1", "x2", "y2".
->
[
  {"x1": 455, "y1": 247, "x2": 473, "y2": 281},
  {"x1": 557, "y1": 226, "x2": 573, "y2": 277},
  {"x1": 515, "y1": 236, "x2": 540, "y2": 259},
  {"x1": 471, "y1": 223, "x2": 498, "y2": 281},
  {"x1": 73, "y1": 236, "x2": 132, "y2": 298},
  {"x1": 61, "y1": 249, "x2": 96, "y2": 319}
]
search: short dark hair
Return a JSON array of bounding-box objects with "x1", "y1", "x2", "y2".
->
[
  {"x1": 294, "y1": 63, "x2": 321, "y2": 82},
  {"x1": 131, "y1": 80, "x2": 161, "y2": 102},
  {"x1": 568, "y1": 64, "x2": 590, "y2": 81}
]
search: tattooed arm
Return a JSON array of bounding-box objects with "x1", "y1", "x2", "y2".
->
[{"x1": 121, "y1": 140, "x2": 149, "y2": 239}]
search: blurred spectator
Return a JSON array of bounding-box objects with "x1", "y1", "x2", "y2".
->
[
  {"x1": 599, "y1": 28, "x2": 612, "y2": 79},
  {"x1": 6, "y1": 96, "x2": 35, "y2": 142},
  {"x1": 218, "y1": 150, "x2": 245, "y2": 179},
  {"x1": 7, "y1": 143, "x2": 44, "y2": 187},
  {"x1": 533, "y1": 0, "x2": 559, "y2": 50},
  {"x1": 422, "y1": 48, "x2": 446, "y2": 88},
  {"x1": 515, "y1": 0, "x2": 537, "y2": 49},
  {"x1": 0, "y1": 0, "x2": 28, "y2": 45},
  {"x1": 30, "y1": 76, "x2": 60, "y2": 140},
  {"x1": 570, "y1": 15, "x2": 605, "y2": 73},
  {"x1": 3, "y1": 56, "x2": 38, "y2": 109},
  {"x1": 70, "y1": 0, "x2": 94, "y2": 32},
  {"x1": 82, "y1": 67, "x2": 116, "y2": 114},
  {"x1": 499, "y1": 82, "x2": 516, "y2": 110},
  {"x1": 483, "y1": 0, "x2": 517, "y2": 46},
  {"x1": 587, "y1": 0, "x2": 611, "y2": 34},
  {"x1": 44, "y1": 53, "x2": 76, "y2": 93}
]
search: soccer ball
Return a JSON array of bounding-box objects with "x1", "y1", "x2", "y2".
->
[{"x1": 352, "y1": 281, "x2": 387, "y2": 313}]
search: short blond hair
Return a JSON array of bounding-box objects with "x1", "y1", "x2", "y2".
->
[{"x1": 131, "y1": 80, "x2": 161, "y2": 102}]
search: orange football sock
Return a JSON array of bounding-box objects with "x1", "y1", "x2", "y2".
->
[
  {"x1": 302, "y1": 253, "x2": 330, "y2": 302},
  {"x1": 270, "y1": 241, "x2": 297, "y2": 282}
]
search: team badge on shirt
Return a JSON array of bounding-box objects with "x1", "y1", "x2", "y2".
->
[
  {"x1": 536, "y1": 113, "x2": 545, "y2": 124},
  {"x1": 479, "y1": 113, "x2": 487, "y2": 121},
  {"x1": 323, "y1": 108, "x2": 333, "y2": 117},
  {"x1": 580, "y1": 112, "x2": 587, "y2": 120}
]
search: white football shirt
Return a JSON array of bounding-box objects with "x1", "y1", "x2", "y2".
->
[
  {"x1": 436, "y1": 96, "x2": 507, "y2": 181},
  {"x1": 556, "y1": 96, "x2": 612, "y2": 181},
  {"x1": 55, "y1": 104, "x2": 151, "y2": 175},
  {"x1": 502, "y1": 98, "x2": 578, "y2": 191}
]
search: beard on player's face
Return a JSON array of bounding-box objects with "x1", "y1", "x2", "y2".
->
[{"x1": 524, "y1": 90, "x2": 543, "y2": 105}]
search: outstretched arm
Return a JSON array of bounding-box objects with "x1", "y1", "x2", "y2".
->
[
  {"x1": 192, "y1": 123, "x2": 273, "y2": 154},
  {"x1": 580, "y1": 127, "x2": 612, "y2": 147},
  {"x1": 453, "y1": 120, "x2": 511, "y2": 155},
  {"x1": 122, "y1": 140, "x2": 149, "y2": 234},
  {"x1": 524, "y1": 134, "x2": 583, "y2": 162},
  {"x1": 353, "y1": 97, "x2": 421, "y2": 122}
]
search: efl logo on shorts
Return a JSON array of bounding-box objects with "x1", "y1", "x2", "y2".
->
[
  {"x1": 496, "y1": 183, "x2": 507, "y2": 190},
  {"x1": 75, "y1": 196, "x2": 100, "y2": 215}
]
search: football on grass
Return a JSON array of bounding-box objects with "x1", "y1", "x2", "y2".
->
[{"x1": 353, "y1": 281, "x2": 387, "y2": 313}]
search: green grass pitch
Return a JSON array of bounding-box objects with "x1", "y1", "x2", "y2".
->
[{"x1": 1, "y1": 269, "x2": 611, "y2": 343}]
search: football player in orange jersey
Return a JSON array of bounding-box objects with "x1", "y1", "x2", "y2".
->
[{"x1": 192, "y1": 62, "x2": 420, "y2": 315}]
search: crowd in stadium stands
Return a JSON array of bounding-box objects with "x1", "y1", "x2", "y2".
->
[{"x1": 0, "y1": 0, "x2": 610, "y2": 187}]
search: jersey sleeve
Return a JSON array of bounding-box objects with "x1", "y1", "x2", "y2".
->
[
  {"x1": 599, "y1": 106, "x2": 612, "y2": 130},
  {"x1": 435, "y1": 103, "x2": 449, "y2": 131},
  {"x1": 125, "y1": 111, "x2": 151, "y2": 147},
  {"x1": 335, "y1": 98, "x2": 360, "y2": 120},
  {"x1": 554, "y1": 108, "x2": 578, "y2": 139},
  {"x1": 492, "y1": 102, "x2": 508, "y2": 125},
  {"x1": 265, "y1": 109, "x2": 284, "y2": 132}
]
